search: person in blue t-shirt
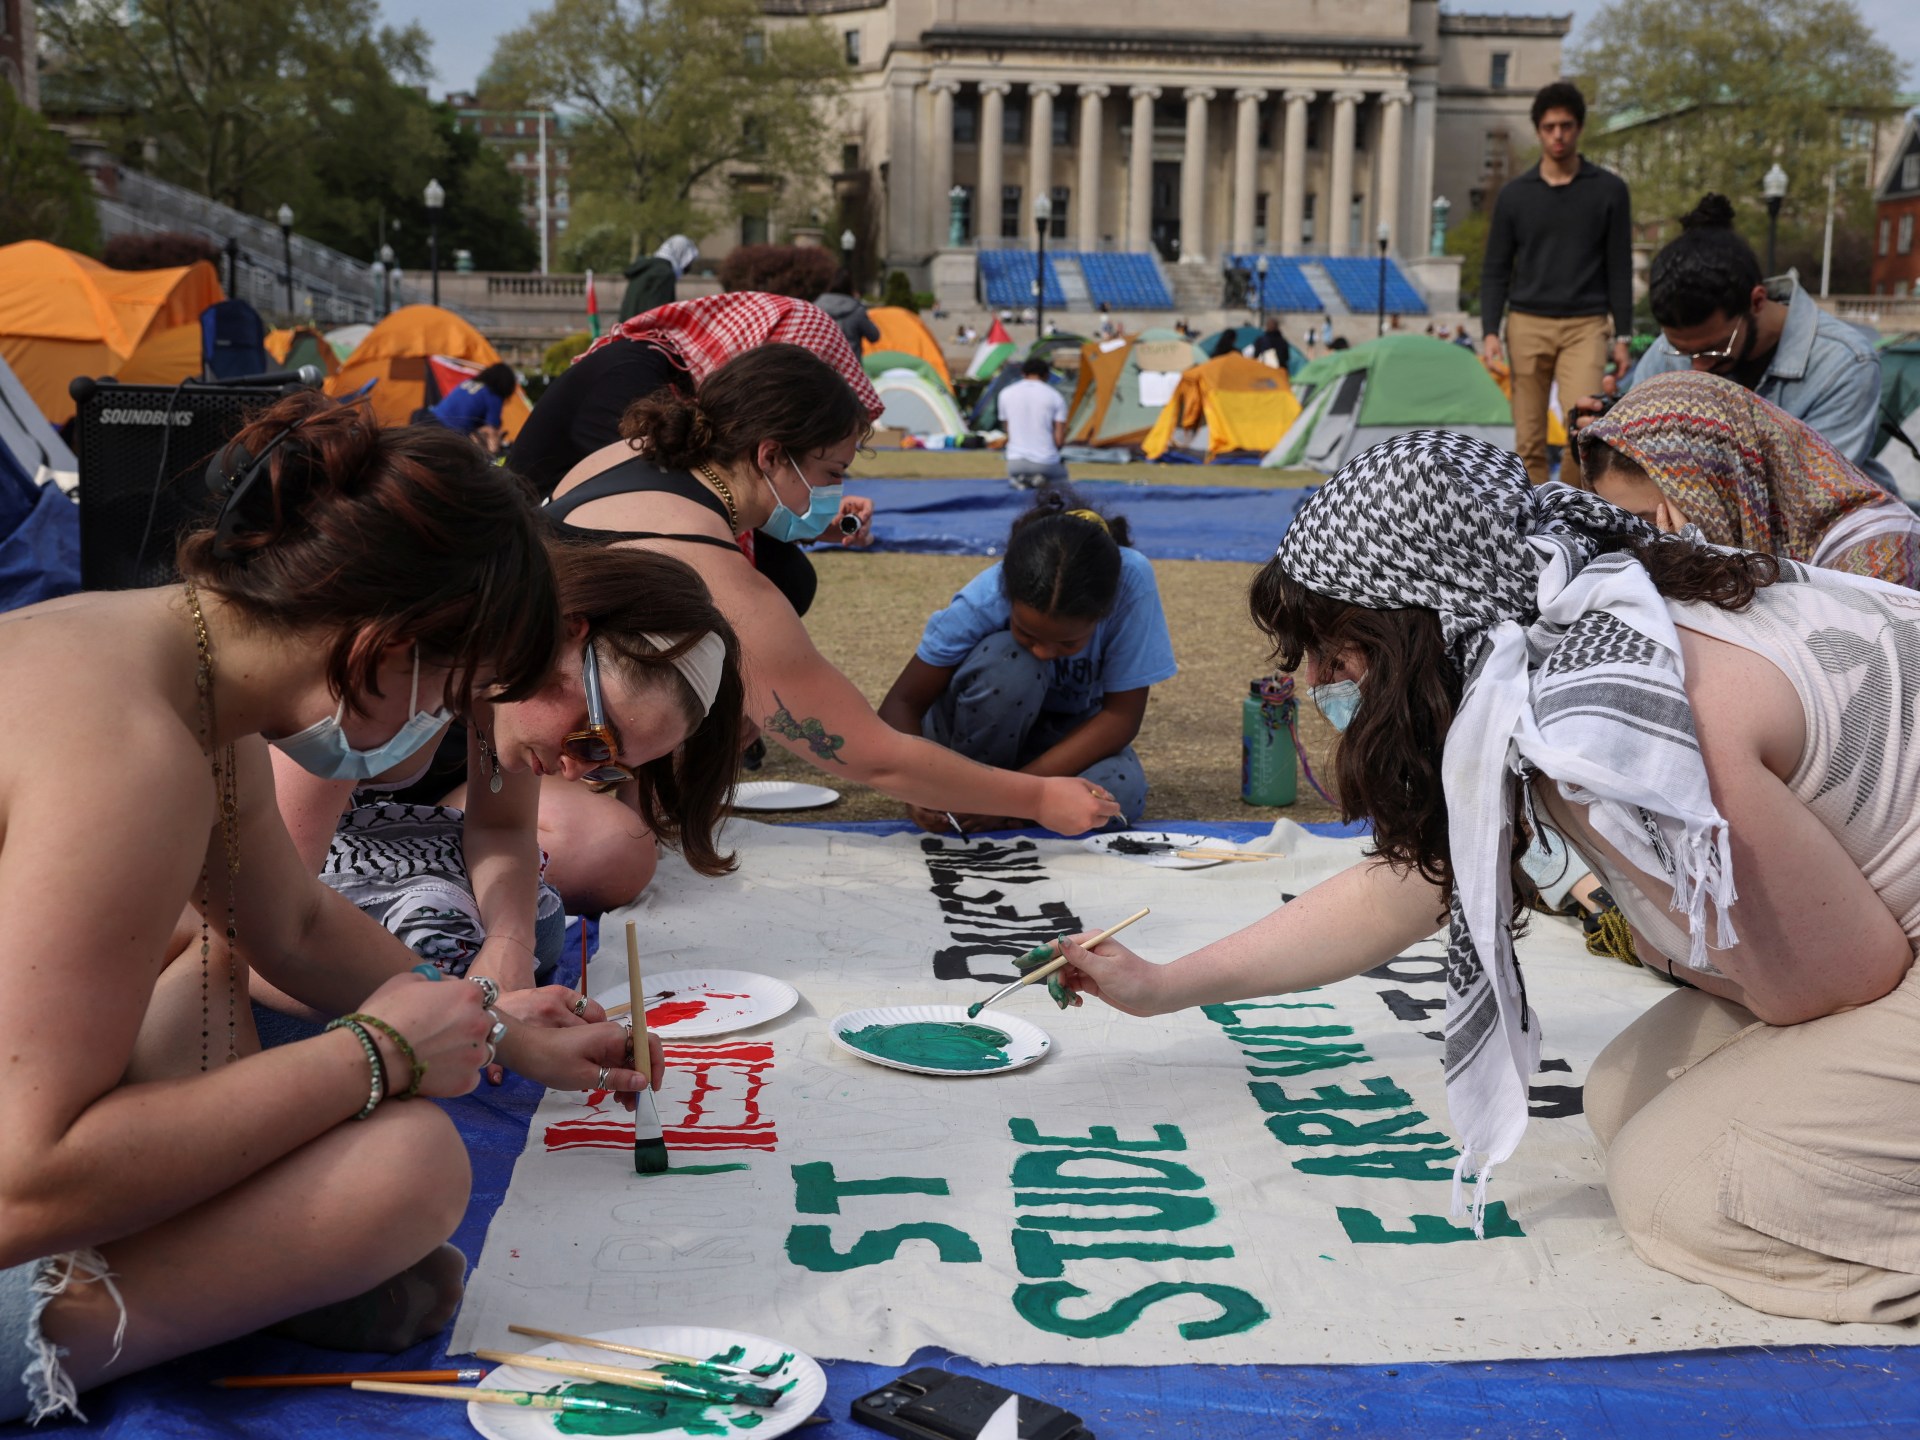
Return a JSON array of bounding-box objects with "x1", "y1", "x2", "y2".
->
[
  {"x1": 878, "y1": 486, "x2": 1177, "y2": 832},
  {"x1": 425, "y1": 363, "x2": 518, "y2": 454}
]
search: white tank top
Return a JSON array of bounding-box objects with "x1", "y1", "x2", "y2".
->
[{"x1": 1581, "y1": 575, "x2": 1920, "y2": 964}]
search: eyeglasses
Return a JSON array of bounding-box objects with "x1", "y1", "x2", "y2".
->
[
  {"x1": 561, "y1": 642, "x2": 634, "y2": 789},
  {"x1": 1668, "y1": 316, "x2": 1744, "y2": 363}
]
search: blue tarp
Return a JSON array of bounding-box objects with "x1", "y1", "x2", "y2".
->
[
  {"x1": 13, "y1": 838, "x2": 1920, "y2": 1440},
  {"x1": 849, "y1": 479, "x2": 1315, "y2": 561},
  {"x1": 0, "y1": 482, "x2": 80, "y2": 614}
]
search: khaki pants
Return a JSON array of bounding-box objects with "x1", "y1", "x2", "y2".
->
[
  {"x1": 1586, "y1": 963, "x2": 1920, "y2": 1323},
  {"x1": 1505, "y1": 311, "x2": 1610, "y2": 486}
]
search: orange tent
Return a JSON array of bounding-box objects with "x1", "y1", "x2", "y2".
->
[
  {"x1": 326, "y1": 305, "x2": 529, "y2": 433},
  {"x1": 0, "y1": 241, "x2": 224, "y2": 423},
  {"x1": 864, "y1": 306, "x2": 953, "y2": 390},
  {"x1": 115, "y1": 323, "x2": 205, "y2": 386}
]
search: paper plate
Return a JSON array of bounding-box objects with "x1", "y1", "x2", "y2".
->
[
  {"x1": 729, "y1": 780, "x2": 840, "y2": 811},
  {"x1": 467, "y1": 1323, "x2": 826, "y2": 1440},
  {"x1": 595, "y1": 969, "x2": 800, "y2": 1038},
  {"x1": 829, "y1": 1004, "x2": 1051, "y2": 1077},
  {"x1": 1083, "y1": 830, "x2": 1222, "y2": 870}
]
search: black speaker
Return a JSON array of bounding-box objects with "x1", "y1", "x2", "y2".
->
[{"x1": 69, "y1": 378, "x2": 303, "y2": 590}]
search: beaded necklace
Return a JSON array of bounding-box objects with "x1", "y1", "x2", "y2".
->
[{"x1": 184, "y1": 581, "x2": 241, "y2": 1071}]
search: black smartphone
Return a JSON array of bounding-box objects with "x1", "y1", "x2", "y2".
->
[{"x1": 850, "y1": 1368, "x2": 1095, "y2": 1440}]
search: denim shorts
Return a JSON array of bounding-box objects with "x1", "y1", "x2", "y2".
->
[{"x1": 0, "y1": 1250, "x2": 121, "y2": 1425}]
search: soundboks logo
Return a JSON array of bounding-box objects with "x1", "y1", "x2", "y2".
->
[{"x1": 96, "y1": 408, "x2": 196, "y2": 426}]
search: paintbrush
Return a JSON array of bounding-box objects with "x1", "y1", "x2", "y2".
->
[
  {"x1": 578, "y1": 922, "x2": 590, "y2": 1005},
  {"x1": 966, "y1": 906, "x2": 1151, "y2": 1018},
  {"x1": 473, "y1": 1349, "x2": 779, "y2": 1407},
  {"x1": 350, "y1": 1379, "x2": 666, "y2": 1418},
  {"x1": 215, "y1": 1369, "x2": 484, "y2": 1388},
  {"x1": 626, "y1": 919, "x2": 669, "y2": 1175},
  {"x1": 506, "y1": 1324, "x2": 767, "y2": 1381},
  {"x1": 1174, "y1": 848, "x2": 1271, "y2": 862}
]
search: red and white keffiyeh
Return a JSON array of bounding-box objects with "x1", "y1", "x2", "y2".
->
[{"x1": 578, "y1": 292, "x2": 884, "y2": 422}]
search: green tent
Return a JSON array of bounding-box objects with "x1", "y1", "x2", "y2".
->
[
  {"x1": 1877, "y1": 334, "x2": 1920, "y2": 504},
  {"x1": 1262, "y1": 333, "x2": 1514, "y2": 473},
  {"x1": 863, "y1": 350, "x2": 968, "y2": 439},
  {"x1": 1065, "y1": 328, "x2": 1207, "y2": 449}
]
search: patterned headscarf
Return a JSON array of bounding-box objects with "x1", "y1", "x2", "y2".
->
[
  {"x1": 1579, "y1": 371, "x2": 1919, "y2": 587},
  {"x1": 579, "y1": 291, "x2": 884, "y2": 422},
  {"x1": 1277, "y1": 432, "x2": 1739, "y2": 1228}
]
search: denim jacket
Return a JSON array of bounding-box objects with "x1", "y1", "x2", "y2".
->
[{"x1": 1627, "y1": 278, "x2": 1893, "y2": 489}]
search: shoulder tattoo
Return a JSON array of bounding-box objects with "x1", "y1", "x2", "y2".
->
[{"x1": 765, "y1": 690, "x2": 848, "y2": 765}]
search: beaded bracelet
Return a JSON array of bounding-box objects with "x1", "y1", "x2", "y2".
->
[
  {"x1": 326, "y1": 1017, "x2": 386, "y2": 1121},
  {"x1": 342, "y1": 1012, "x2": 427, "y2": 1099}
]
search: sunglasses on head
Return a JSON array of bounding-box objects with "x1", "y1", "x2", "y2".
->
[{"x1": 561, "y1": 642, "x2": 634, "y2": 789}]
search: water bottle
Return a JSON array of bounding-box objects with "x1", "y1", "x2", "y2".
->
[{"x1": 1241, "y1": 677, "x2": 1298, "y2": 807}]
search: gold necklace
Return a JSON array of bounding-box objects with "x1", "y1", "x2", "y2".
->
[
  {"x1": 694, "y1": 462, "x2": 742, "y2": 534},
  {"x1": 185, "y1": 581, "x2": 241, "y2": 1070}
]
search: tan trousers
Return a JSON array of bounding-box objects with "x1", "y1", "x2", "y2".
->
[
  {"x1": 1505, "y1": 311, "x2": 1610, "y2": 486},
  {"x1": 1586, "y1": 963, "x2": 1920, "y2": 1323}
]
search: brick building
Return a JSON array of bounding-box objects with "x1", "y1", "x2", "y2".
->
[
  {"x1": 1873, "y1": 113, "x2": 1920, "y2": 298},
  {"x1": 446, "y1": 93, "x2": 573, "y2": 271}
]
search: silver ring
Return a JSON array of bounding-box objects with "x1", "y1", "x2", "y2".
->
[
  {"x1": 487, "y1": 1019, "x2": 508, "y2": 1045},
  {"x1": 468, "y1": 975, "x2": 500, "y2": 1008},
  {"x1": 594, "y1": 1065, "x2": 611, "y2": 1091},
  {"x1": 571, "y1": 995, "x2": 589, "y2": 1017}
]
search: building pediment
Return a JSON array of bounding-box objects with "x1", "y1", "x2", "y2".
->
[{"x1": 919, "y1": 25, "x2": 1420, "y2": 66}]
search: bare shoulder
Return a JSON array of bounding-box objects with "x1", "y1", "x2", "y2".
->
[{"x1": 1676, "y1": 624, "x2": 1805, "y2": 784}]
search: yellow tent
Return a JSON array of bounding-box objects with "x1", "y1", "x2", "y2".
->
[
  {"x1": 864, "y1": 306, "x2": 953, "y2": 390},
  {"x1": 325, "y1": 305, "x2": 530, "y2": 433},
  {"x1": 1142, "y1": 353, "x2": 1302, "y2": 462},
  {"x1": 0, "y1": 241, "x2": 224, "y2": 423},
  {"x1": 1482, "y1": 356, "x2": 1568, "y2": 449}
]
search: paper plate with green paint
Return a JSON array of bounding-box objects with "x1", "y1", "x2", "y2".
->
[
  {"x1": 467, "y1": 1323, "x2": 826, "y2": 1440},
  {"x1": 829, "y1": 1004, "x2": 1051, "y2": 1077}
]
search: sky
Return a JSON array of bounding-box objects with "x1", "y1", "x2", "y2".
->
[{"x1": 384, "y1": 0, "x2": 1920, "y2": 102}]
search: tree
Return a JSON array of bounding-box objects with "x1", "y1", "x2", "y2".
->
[
  {"x1": 484, "y1": 0, "x2": 848, "y2": 254},
  {"x1": 1569, "y1": 0, "x2": 1901, "y2": 246},
  {"x1": 0, "y1": 81, "x2": 99, "y2": 251}
]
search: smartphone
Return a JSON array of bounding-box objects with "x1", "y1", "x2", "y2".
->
[{"x1": 850, "y1": 1368, "x2": 1095, "y2": 1440}]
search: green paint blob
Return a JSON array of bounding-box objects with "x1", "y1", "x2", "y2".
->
[
  {"x1": 842, "y1": 1021, "x2": 1010, "y2": 1072},
  {"x1": 548, "y1": 1381, "x2": 761, "y2": 1436},
  {"x1": 664, "y1": 1163, "x2": 751, "y2": 1174}
]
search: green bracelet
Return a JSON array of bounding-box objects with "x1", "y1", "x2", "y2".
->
[
  {"x1": 326, "y1": 1017, "x2": 386, "y2": 1120},
  {"x1": 342, "y1": 1012, "x2": 427, "y2": 1099}
]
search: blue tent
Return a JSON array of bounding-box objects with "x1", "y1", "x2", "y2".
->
[{"x1": 0, "y1": 352, "x2": 80, "y2": 613}]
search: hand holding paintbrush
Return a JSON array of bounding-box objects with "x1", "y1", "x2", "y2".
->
[
  {"x1": 967, "y1": 907, "x2": 1150, "y2": 1017},
  {"x1": 626, "y1": 920, "x2": 670, "y2": 1174}
]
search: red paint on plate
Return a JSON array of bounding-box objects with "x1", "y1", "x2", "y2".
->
[{"x1": 646, "y1": 998, "x2": 709, "y2": 1028}]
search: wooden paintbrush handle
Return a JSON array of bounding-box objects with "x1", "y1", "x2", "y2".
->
[{"x1": 1018, "y1": 906, "x2": 1151, "y2": 988}]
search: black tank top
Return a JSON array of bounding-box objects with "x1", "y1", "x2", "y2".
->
[{"x1": 542, "y1": 456, "x2": 741, "y2": 553}]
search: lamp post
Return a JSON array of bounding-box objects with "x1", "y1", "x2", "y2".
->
[
  {"x1": 840, "y1": 227, "x2": 857, "y2": 292},
  {"x1": 1761, "y1": 164, "x2": 1788, "y2": 276},
  {"x1": 1255, "y1": 254, "x2": 1269, "y2": 332},
  {"x1": 275, "y1": 204, "x2": 295, "y2": 313},
  {"x1": 423, "y1": 177, "x2": 446, "y2": 306},
  {"x1": 1033, "y1": 192, "x2": 1053, "y2": 339},
  {"x1": 1429, "y1": 195, "x2": 1451, "y2": 257},
  {"x1": 1376, "y1": 221, "x2": 1391, "y2": 337},
  {"x1": 377, "y1": 243, "x2": 396, "y2": 316}
]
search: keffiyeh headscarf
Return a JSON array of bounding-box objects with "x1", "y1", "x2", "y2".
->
[
  {"x1": 1276, "y1": 431, "x2": 1740, "y2": 1228},
  {"x1": 1580, "y1": 371, "x2": 1920, "y2": 588},
  {"x1": 578, "y1": 291, "x2": 885, "y2": 422}
]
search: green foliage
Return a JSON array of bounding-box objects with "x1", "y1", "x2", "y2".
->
[
  {"x1": 1570, "y1": 0, "x2": 1900, "y2": 245},
  {"x1": 542, "y1": 331, "x2": 593, "y2": 375},
  {"x1": 882, "y1": 269, "x2": 916, "y2": 310},
  {"x1": 485, "y1": 0, "x2": 848, "y2": 254},
  {"x1": 717, "y1": 243, "x2": 835, "y2": 298},
  {"x1": 1443, "y1": 209, "x2": 1490, "y2": 314},
  {"x1": 0, "y1": 82, "x2": 99, "y2": 251}
]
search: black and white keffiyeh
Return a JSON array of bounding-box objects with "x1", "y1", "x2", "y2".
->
[{"x1": 1276, "y1": 431, "x2": 1741, "y2": 1228}]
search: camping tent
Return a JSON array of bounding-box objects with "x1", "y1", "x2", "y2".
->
[
  {"x1": 862, "y1": 351, "x2": 968, "y2": 440},
  {"x1": 1198, "y1": 326, "x2": 1308, "y2": 374},
  {"x1": 1065, "y1": 330, "x2": 1207, "y2": 449},
  {"x1": 0, "y1": 352, "x2": 77, "y2": 494},
  {"x1": 1142, "y1": 353, "x2": 1303, "y2": 462},
  {"x1": 112, "y1": 323, "x2": 205, "y2": 386},
  {"x1": 325, "y1": 306, "x2": 530, "y2": 433},
  {"x1": 866, "y1": 307, "x2": 954, "y2": 390},
  {"x1": 265, "y1": 326, "x2": 344, "y2": 377},
  {"x1": 0, "y1": 241, "x2": 224, "y2": 424},
  {"x1": 325, "y1": 323, "x2": 374, "y2": 360},
  {"x1": 1876, "y1": 334, "x2": 1920, "y2": 506},
  {"x1": 1262, "y1": 333, "x2": 1514, "y2": 473}
]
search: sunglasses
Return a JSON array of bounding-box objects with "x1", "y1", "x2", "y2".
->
[
  {"x1": 1669, "y1": 316, "x2": 1744, "y2": 363},
  {"x1": 561, "y1": 642, "x2": 634, "y2": 789}
]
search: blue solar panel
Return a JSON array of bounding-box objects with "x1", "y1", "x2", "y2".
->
[
  {"x1": 978, "y1": 250, "x2": 1065, "y2": 308},
  {"x1": 1319, "y1": 256, "x2": 1430, "y2": 314},
  {"x1": 1066, "y1": 252, "x2": 1173, "y2": 309},
  {"x1": 1222, "y1": 255, "x2": 1322, "y2": 313}
]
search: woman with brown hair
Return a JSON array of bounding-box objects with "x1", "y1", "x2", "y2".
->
[
  {"x1": 1058, "y1": 431, "x2": 1920, "y2": 1323},
  {"x1": 545, "y1": 342, "x2": 1120, "y2": 838},
  {"x1": 0, "y1": 393, "x2": 647, "y2": 1424}
]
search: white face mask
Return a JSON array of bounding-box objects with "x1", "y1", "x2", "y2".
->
[
  {"x1": 1309, "y1": 679, "x2": 1361, "y2": 733},
  {"x1": 274, "y1": 647, "x2": 451, "y2": 780}
]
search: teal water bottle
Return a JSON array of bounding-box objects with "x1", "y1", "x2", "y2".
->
[{"x1": 1241, "y1": 677, "x2": 1298, "y2": 807}]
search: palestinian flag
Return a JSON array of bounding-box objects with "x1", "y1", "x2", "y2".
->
[
  {"x1": 585, "y1": 269, "x2": 601, "y2": 338},
  {"x1": 965, "y1": 315, "x2": 1016, "y2": 379}
]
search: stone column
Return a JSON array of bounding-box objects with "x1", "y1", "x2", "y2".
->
[
  {"x1": 978, "y1": 81, "x2": 1010, "y2": 244},
  {"x1": 1077, "y1": 85, "x2": 1109, "y2": 249},
  {"x1": 1410, "y1": 76, "x2": 1439, "y2": 256},
  {"x1": 1326, "y1": 89, "x2": 1363, "y2": 257},
  {"x1": 1179, "y1": 87, "x2": 1215, "y2": 263},
  {"x1": 1027, "y1": 83, "x2": 1060, "y2": 237},
  {"x1": 1127, "y1": 85, "x2": 1160, "y2": 252},
  {"x1": 1377, "y1": 92, "x2": 1407, "y2": 255},
  {"x1": 1231, "y1": 87, "x2": 1266, "y2": 255},
  {"x1": 929, "y1": 81, "x2": 958, "y2": 251},
  {"x1": 1279, "y1": 89, "x2": 1313, "y2": 254}
]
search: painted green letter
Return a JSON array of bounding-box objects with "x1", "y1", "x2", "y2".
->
[
  {"x1": 1010, "y1": 1150, "x2": 1205, "y2": 1191},
  {"x1": 785, "y1": 1223, "x2": 982, "y2": 1271},
  {"x1": 1014, "y1": 1281, "x2": 1269, "y2": 1339},
  {"x1": 1008, "y1": 1120, "x2": 1187, "y2": 1151},
  {"x1": 1013, "y1": 1191, "x2": 1218, "y2": 1233},
  {"x1": 790, "y1": 1162, "x2": 948, "y2": 1215},
  {"x1": 1336, "y1": 1203, "x2": 1524, "y2": 1244}
]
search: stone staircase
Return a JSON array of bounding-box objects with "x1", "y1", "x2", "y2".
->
[
  {"x1": 1167, "y1": 261, "x2": 1226, "y2": 318},
  {"x1": 1052, "y1": 255, "x2": 1092, "y2": 309},
  {"x1": 1294, "y1": 261, "x2": 1349, "y2": 319}
]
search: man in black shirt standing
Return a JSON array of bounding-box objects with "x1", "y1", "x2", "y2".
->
[{"x1": 1481, "y1": 81, "x2": 1633, "y2": 485}]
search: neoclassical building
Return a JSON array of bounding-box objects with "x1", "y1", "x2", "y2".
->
[{"x1": 766, "y1": 0, "x2": 1568, "y2": 294}]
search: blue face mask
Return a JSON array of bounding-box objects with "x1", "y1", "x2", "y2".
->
[
  {"x1": 275, "y1": 648, "x2": 451, "y2": 780},
  {"x1": 758, "y1": 457, "x2": 842, "y2": 543},
  {"x1": 1309, "y1": 680, "x2": 1361, "y2": 733}
]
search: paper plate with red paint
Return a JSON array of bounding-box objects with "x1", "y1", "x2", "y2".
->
[{"x1": 595, "y1": 969, "x2": 800, "y2": 1038}]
